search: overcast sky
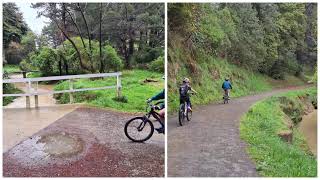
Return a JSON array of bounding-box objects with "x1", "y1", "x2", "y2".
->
[{"x1": 16, "y1": 2, "x2": 49, "y2": 35}]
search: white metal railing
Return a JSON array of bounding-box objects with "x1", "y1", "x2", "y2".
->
[{"x1": 2, "y1": 72, "x2": 122, "y2": 108}]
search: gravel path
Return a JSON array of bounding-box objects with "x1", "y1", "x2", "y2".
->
[
  {"x1": 3, "y1": 107, "x2": 164, "y2": 177},
  {"x1": 167, "y1": 86, "x2": 309, "y2": 177}
]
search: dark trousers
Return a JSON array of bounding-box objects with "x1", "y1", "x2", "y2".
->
[{"x1": 180, "y1": 96, "x2": 191, "y2": 107}]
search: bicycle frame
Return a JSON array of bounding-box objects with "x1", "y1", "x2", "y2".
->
[{"x1": 143, "y1": 102, "x2": 165, "y2": 130}]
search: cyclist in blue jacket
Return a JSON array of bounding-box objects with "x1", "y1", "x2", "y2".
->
[{"x1": 222, "y1": 78, "x2": 232, "y2": 99}]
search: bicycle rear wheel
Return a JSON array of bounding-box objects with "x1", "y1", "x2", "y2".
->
[
  {"x1": 178, "y1": 104, "x2": 185, "y2": 126},
  {"x1": 124, "y1": 117, "x2": 154, "y2": 142}
]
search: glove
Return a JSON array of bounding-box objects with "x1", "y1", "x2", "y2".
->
[{"x1": 147, "y1": 98, "x2": 152, "y2": 103}]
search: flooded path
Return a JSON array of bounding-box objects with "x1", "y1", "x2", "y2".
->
[
  {"x1": 299, "y1": 110, "x2": 317, "y2": 156},
  {"x1": 3, "y1": 73, "x2": 81, "y2": 152}
]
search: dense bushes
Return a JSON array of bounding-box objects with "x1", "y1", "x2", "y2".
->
[
  {"x1": 20, "y1": 37, "x2": 124, "y2": 76},
  {"x1": 168, "y1": 3, "x2": 317, "y2": 79}
]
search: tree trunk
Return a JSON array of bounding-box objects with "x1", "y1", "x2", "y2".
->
[
  {"x1": 52, "y1": 18, "x2": 89, "y2": 71},
  {"x1": 77, "y1": 3, "x2": 94, "y2": 72},
  {"x1": 99, "y1": 3, "x2": 104, "y2": 73}
]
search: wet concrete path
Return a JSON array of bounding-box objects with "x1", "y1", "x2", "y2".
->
[
  {"x1": 3, "y1": 107, "x2": 164, "y2": 177},
  {"x1": 167, "y1": 86, "x2": 310, "y2": 177},
  {"x1": 3, "y1": 74, "x2": 81, "y2": 152}
]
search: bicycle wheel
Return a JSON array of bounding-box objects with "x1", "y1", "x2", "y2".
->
[
  {"x1": 124, "y1": 117, "x2": 154, "y2": 142},
  {"x1": 187, "y1": 109, "x2": 192, "y2": 121},
  {"x1": 178, "y1": 104, "x2": 185, "y2": 126}
]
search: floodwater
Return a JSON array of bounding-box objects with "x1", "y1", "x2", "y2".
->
[
  {"x1": 298, "y1": 110, "x2": 317, "y2": 156},
  {"x1": 3, "y1": 74, "x2": 81, "y2": 152}
]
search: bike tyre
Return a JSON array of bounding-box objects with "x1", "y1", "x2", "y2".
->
[
  {"x1": 178, "y1": 104, "x2": 185, "y2": 126},
  {"x1": 124, "y1": 117, "x2": 154, "y2": 142}
]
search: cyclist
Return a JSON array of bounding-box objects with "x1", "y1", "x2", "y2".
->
[
  {"x1": 222, "y1": 77, "x2": 232, "y2": 100},
  {"x1": 147, "y1": 76, "x2": 165, "y2": 133},
  {"x1": 179, "y1": 77, "x2": 197, "y2": 112}
]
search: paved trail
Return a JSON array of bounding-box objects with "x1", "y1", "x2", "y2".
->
[
  {"x1": 4, "y1": 107, "x2": 164, "y2": 177},
  {"x1": 4, "y1": 74, "x2": 164, "y2": 177},
  {"x1": 168, "y1": 86, "x2": 308, "y2": 177}
]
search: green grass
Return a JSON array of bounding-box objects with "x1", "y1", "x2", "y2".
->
[
  {"x1": 240, "y1": 87, "x2": 317, "y2": 177},
  {"x1": 3, "y1": 64, "x2": 21, "y2": 73},
  {"x1": 3, "y1": 84, "x2": 23, "y2": 106},
  {"x1": 53, "y1": 70, "x2": 164, "y2": 112}
]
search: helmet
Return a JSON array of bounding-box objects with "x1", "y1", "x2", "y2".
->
[
  {"x1": 225, "y1": 77, "x2": 229, "y2": 81},
  {"x1": 183, "y1": 77, "x2": 190, "y2": 83}
]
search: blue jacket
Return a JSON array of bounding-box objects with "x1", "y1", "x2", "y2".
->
[{"x1": 222, "y1": 80, "x2": 232, "y2": 90}]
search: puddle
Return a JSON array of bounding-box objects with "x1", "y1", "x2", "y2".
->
[
  {"x1": 298, "y1": 110, "x2": 317, "y2": 156},
  {"x1": 7, "y1": 132, "x2": 85, "y2": 167},
  {"x1": 38, "y1": 133, "x2": 84, "y2": 157}
]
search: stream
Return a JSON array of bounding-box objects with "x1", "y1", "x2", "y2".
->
[{"x1": 298, "y1": 110, "x2": 317, "y2": 156}]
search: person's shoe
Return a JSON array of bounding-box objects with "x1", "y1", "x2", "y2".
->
[{"x1": 155, "y1": 127, "x2": 164, "y2": 134}]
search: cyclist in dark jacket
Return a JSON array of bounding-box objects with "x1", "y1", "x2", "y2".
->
[
  {"x1": 179, "y1": 77, "x2": 197, "y2": 111},
  {"x1": 222, "y1": 78, "x2": 232, "y2": 99}
]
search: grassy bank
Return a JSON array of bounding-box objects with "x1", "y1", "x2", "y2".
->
[
  {"x1": 53, "y1": 70, "x2": 164, "y2": 112},
  {"x1": 3, "y1": 84, "x2": 23, "y2": 106},
  {"x1": 3, "y1": 64, "x2": 20, "y2": 74},
  {"x1": 240, "y1": 87, "x2": 317, "y2": 177},
  {"x1": 168, "y1": 34, "x2": 307, "y2": 112}
]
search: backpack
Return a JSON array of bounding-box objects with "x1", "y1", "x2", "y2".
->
[{"x1": 179, "y1": 84, "x2": 189, "y2": 97}]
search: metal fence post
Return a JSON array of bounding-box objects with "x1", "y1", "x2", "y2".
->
[
  {"x1": 116, "y1": 74, "x2": 122, "y2": 97},
  {"x1": 69, "y1": 79, "x2": 74, "y2": 103},
  {"x1": 26, "y1": 81, "x2": 31, "y2": 108},
  {"x1": 34, "y1": 81, "x2": 39, "y2": 108}
]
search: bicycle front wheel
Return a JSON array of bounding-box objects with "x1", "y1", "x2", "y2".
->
[
  {"x1": 124, "y1": 117, "x2": 154, "y2": 142},
  {"x1": 178, "y1": 104, "x2": 185, "y2": 126},
  {"x1": 187, "y1": 109, "x2": 192, "y2": 121}
]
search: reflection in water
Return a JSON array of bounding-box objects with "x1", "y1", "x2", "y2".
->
[{"x1": 298, "y1": 110, "x2": 317, "y2": 156}]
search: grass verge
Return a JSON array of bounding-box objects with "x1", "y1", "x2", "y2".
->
[
  {"x1": 3, "y1": 64, "x2": 21, "y2": 74},
  {"x1": 53, "y1": 70, "x2": 164, "y2": 112},
  {"x1": 240, "y1": 87, "x2": 317, "y2": 177}
]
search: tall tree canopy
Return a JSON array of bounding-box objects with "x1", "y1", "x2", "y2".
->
[{"x1": 168, "y1": 3, "x2": 317, "y2": 79}]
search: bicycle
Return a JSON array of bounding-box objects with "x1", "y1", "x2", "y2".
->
[
  {"x1": 223, "y1": 90, "x2": 230, "y2": 104},
  {"x1": 178, "y1": 93, "x2": 194, "y2": 126},
  {"x1": 124, "y1": 101, "x2": 164, "y2": 142}
]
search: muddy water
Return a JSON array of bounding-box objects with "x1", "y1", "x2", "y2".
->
[
  {"x1": 6, "y1": 73, "x2": 56, "y2": 108},
  {"x1": 3, "y1": 74, "x2": 81, "y2": 152},
  {"x1": 298, "y1": 110, "x2": 317, "y2": 156}
]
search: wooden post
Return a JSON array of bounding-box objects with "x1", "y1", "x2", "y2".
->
[
  {"x1": 26, "y1": 81, "x2": 31, "y2": 108},
  {"x1": 34, "y1": 81, "x2": 39, "y2": 108},
  {"x1": 116, "y1": 75, "x2": 122, "y2": 97},
  {"x1": 69, "y1": 79, "x2": 74, "y2": 103}
]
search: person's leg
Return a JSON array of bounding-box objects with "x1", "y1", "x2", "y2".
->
[
  {"x1": 186, "y1": 96, "x2": 192, "y2": 111},
  {"x1": 158, "y1": 108, "x2": 165, "y2": 122},
  {"x1": 227, "y1": 89, "x2": 230, "y2": 99}
]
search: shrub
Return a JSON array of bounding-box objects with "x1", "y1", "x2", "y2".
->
[
  {"x1": 102, "y1": 45, "x2": 123, "y2": 72},
  {"x1": 149, "y1": 56, "x2": 164, "y2": 73},
  {"x1": 32, "y1": 46, "x2": 58, "y2": 76},
  {"x1": 112, "y1": 96, "x2": 128, "y2": 103}
]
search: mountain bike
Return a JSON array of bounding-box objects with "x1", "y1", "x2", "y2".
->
[
  {"x1": 124, "y1": 101, "x2": 164, "y2": 142},
  {"x1": 223, "y1": 90, "x2": 230, "y2": 104},
  {"x1": 178, "y1": 93, "x2": 194, "y2": 126}
]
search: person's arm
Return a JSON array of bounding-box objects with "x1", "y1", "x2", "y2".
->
[
  {"x1": 229, "y1": 82, "x2": 232, "y2": 89},
  {"x1": 190, "y1": 87, "x2": 197, "y2": 94},
  {"x1": 150, "y1": 89, "x2": 165, "y2": 101}
]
